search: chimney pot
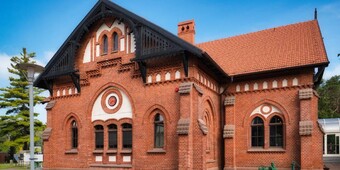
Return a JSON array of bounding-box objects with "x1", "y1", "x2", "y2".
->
[{"x1": 178, "y1": 20, "x2": 195, "y2": 44}]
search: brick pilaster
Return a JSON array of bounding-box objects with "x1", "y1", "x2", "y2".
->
[
  {"x1": 299, "y1": 88, "x2": 323, "y2": 170},
  {"x1": 224, "y1": 96, "x2": 236, "y2": 170},
  {"x1": 177, "y1": 82, "x2": 202, "y2": 170}
]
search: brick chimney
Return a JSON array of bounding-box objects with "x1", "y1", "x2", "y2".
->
[{"x1": 178, "y1": 20, "x2": 195, "y2": 44}]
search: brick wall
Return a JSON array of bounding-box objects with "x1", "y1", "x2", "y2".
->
[{"x1": 42, "y1": 17, "x2": 323, "y2": 170}]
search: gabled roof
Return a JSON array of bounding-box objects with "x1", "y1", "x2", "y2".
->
[
  {"x1": 34, "y1": 0, "x2": 228, "y2": 90},
  {"x1": 197, "y1": 20, "x2": 329, "y2": 76}
]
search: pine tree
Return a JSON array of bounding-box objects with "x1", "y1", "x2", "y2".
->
[
  {"x1": 318, "y1": 75, "x2": 340, "y2": 118},
  {"x1": 0, "y1": 48, "x2": 45, "y2": 155}
]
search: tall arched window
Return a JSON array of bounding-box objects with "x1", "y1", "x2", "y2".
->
[
  {"x1": 154, "y1": 114, "x2": 164, "y2": 148},
  {"x1": 108, "y1": 124, "x2": 117, "y2": 149},
  {"x1": 122, "y1": 123, "x2": 132, "y2": 149},
  {"x1": 102, "y1": 35, "x2": 108, "y2": 54},
  {"x1": 251, "y1": 117, "x2": 264, "y2": 147},
  {"x1": 270, "y1": 116, "x2": 283, "y2": 147},
  {"x1": 71, "y1": 120, "x2": 78, "y2": 149},
  {"x1": 95, "y1": 125, "x2": 104, "y2": 149},
  {"x1": 112, "y1": 32, "x2": 118, "y2": 51}
]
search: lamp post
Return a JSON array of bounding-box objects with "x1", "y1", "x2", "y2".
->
[{"x1": 17, "y1": 63, "x2": 44, "y2": 170}]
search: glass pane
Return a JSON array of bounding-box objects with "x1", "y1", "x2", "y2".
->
[
  {"x1": 252, "y1": 127, "x2": 258, "y2": 136},
  {"x1": 122, "y1": 123, "x2": 132, "y2": 129},
  {"x1": 108, "y1": 124, "x2": 117, "y2": 130},
  {"x1": 258, "y1": 137, "x2": 264, "y2": 146},
  {"x1": 123, "y1": 131, "x2": 132, "y2": 148},
  {"x1": 251, "y1": 137, "x2": 257, "y2": 146},
  {"x1": 113, "y1": 33, "x2": 118, "y2": 51},
  {"x1": 155, "y1": 125, "x2": 164, "y2": 148},
  {"x1": 327, "y1": 134, "x2": 336, "y2": 154},
  {"x1": 96, "y1": 132, "x2": 104, "y2": 149},
  {"x1": 258, "y1": 126, "x2": 264, "y2": 136},
  {"x1": 72, "y1": 127, "x2": 78, "y2": 148},
  {"x1": 270, "y1": 116, "x2": 282, "y2": 124},
  {"x1": 95, "y1": 125, "x2": 103, "y2": 130},
  {"x1": 103, "y1": 35, "x2": 108, "y2": 54},
  {"x1": 270, "y1": 124, "x2": 283, "y2": 147},
  {"x1": 252, "y1": 117, "x2": 263, "y2": 125},
  {"x1": 109, "y1": 131, "x2": 117, "y2": 148},
  {"x1": 336, "y1": 136, "x2": 339, "y2": 154}
]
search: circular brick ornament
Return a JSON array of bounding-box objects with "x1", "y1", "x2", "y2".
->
[
  {"x1": 260, "y1": 104, "x2": 272, "y2": 115},
  {"x1": 101, "y1": 88, "x2": 122, "y2": 114}
]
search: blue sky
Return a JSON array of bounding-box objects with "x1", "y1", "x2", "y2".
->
[{"x1": 0, "y1": 0, "x2": 339, "y2": 123}]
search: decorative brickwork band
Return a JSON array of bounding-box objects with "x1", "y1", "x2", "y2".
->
[
  {"x1": 177, "y1": 118, "x2": 190, "y2": 135},
  {"x1": 223, "y1": 124, "x2": 235, "y2": 138},
  {"x1": 42, "y1": 127, "x2": 52, "y2": 141},
  {"x1": 45, "y1": 100, "x2": 56, "y2": 110},
  {"x1": 299, "y1": 121, "x2": 313, "y2": 136},
  {"x1": 178, "y1": 82, "x2": 192, "y2": 94},
  {"x1": 299, "y1": 88, "x2": 313, "y2": 100},
  {"x1": 224, "y1": 96, "x2": 235, "y2": 106},
  {"x1": 178, "y1": 82, "x2": 203, "y2": 95},
  {"x1": 198, "y1": 119, "x2": 208, "y2": 135}
]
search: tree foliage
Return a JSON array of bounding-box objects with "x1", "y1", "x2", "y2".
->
[
  {"x1": 0, "y1": 48, "x2": 45, "y2": 155},
  {"x1": 318, "y1": 75, "x2": 340, "y2": 118}
]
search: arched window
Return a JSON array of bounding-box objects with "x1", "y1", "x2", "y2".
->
[
  {"x1": 108, "y1": 124, "x2": 117, "y2": 149},
  {"x1": 154, "y1": 114, "x2": 164, "y2": 148},
  {"x1": 112, "y1": 32, "x2": 118, "y2": 51},
  {"x1": 95, "y1": 125, "x2": 104, "y2": 149},
  {"x1": 122, "y1": 123, "x2": 132, "y2": 149},
  {"x1": 102, "y1": 35, "x2": 108, "y2": 54},
  {"x1": 71, "y1": 120, "x2": 78, "y2": 149},
  {"x1": 270, "y1": 116, "x2": 283, "y2": 147},
  {"x1": 251, "y1": 117, "x2": 264, "y2": 147}
]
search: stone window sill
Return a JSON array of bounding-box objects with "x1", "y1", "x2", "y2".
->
[
  {"x1": 65, "y1": 149, "x2": 78, "y2": 154},
  {"x1": 93, "y1": 150, "x2": 104, "y2": 154},
  {"x1": 106, "y1": 149, "x2": 118, "y2": 154},
  {"x1": 90, "y1": 164, "x2": 132, "y2": 168},
  {"x1": 248, "y1": 147, "x2": 285, "y2": 153},
  {"x1": 206, "y1": 159, "x2": 215, "y2": 163},
  {"x1": 120, "y1": 149, "x2": 132, "y2": 154},
  {"x1": 147, "y1": 148, "x2": 166, "y2": 154}
]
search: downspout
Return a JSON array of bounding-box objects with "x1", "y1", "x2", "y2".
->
[{"x1": 220, "y1": 76, "x2": 232, "y2": 170}]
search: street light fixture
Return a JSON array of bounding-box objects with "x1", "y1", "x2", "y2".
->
[{"x1": 17, "y1": 63, "x2": 44, "y2": 170}]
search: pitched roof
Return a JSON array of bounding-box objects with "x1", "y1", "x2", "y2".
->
[
  {"x1": 34, "y1": 0, "x2": 228, "y2": 89},
  {"x1": 197, "y1": 20, "x2": 329, "y2": 76}
]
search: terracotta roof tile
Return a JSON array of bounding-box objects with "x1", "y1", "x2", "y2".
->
[{"x1": 196, "y1": 20, "x2": 329, "y2": 76}]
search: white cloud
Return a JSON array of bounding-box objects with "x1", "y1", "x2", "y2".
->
[
  {"x1": 31, "y1": 51, "x2": 55, "y2": 68},
  {"x1": 43, "y1": 51, "x2": 55, "y2": 62},
  {"x1": 323, "y1": 63, "x2": 340, "y2": 80},
  {"x1": 0, "y1": 53, "x2": 12, "y2": 79},
  {"x1": 34, "y1": 90, "x2": 50, "y2": 124},
  {"x1": 320, "y1": 2, "x2": 340, "y2": 19}
]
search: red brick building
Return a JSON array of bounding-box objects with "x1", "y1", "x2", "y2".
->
[{"x1": 36, "y1": 0, "x2": 329, "y2": 169}]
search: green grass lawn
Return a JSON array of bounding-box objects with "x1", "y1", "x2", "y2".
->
[{"x1": 0, "y1": 164, "x2": 27, "y2": 169}]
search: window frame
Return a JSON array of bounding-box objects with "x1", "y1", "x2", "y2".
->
[
  {"x1": 94, "y1": 125, "x2": 104, "y2": 150},
  {"x1": 102, "y1": 34, "x2": 108, "y2": 54},
  {"x1": 154, "y1": 114, "x2": 164, "y2": 148},
  {"x1": 108, "y1": 124, "x2": 118, "y2": 149},
  {"x1": 269, "y1": 116, "x2": 284, "y2": 147},
  {"x1": 122, "y1": 123, "x2": 132, "y2": 149},
  {"x1": 251, "y1": 116, "x2": 265, "y2": 147},
  {"x1": 112, "y1": 32, "x2": 119, "y2": 52},
  {"x1": 71, "y1": 120, "x2": 78, "y2": 149}
]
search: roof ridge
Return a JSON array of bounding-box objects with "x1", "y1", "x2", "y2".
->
[{"x1": 196, "y1": 20, "x2": 317, "y2": 46}]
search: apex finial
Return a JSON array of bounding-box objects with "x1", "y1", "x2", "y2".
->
[{"x1": 314, "y1": 8, "x2": 318, "y2": 20}]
